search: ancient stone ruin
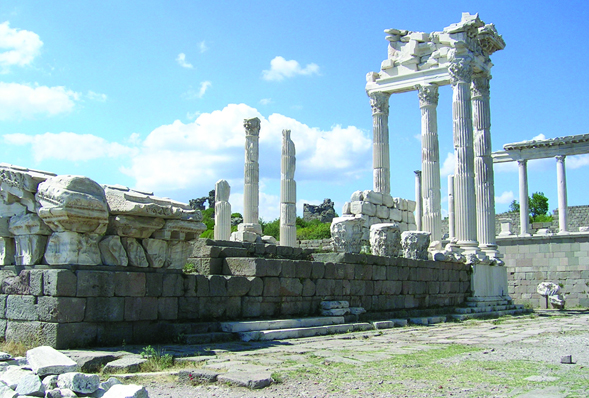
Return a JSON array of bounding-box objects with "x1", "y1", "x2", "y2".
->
[{"x1": 303, "y1": 199, "x2": 336, "y2": 224}]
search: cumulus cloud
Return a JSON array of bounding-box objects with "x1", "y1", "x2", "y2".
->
[
  {"x1": 176, "y1": 53, "x2": 193, "y2": 69},
  {"x1": 199, "y1": 40, "x2": 208, "y2": 53},
  {"x1": 3, "y1": 132, "x2": 137, "y2": 162},
  {"x1": 262, "y1": 56, "x2": 320, "y2": 81},
  {"x1": 0, "y1": 82, "x2": 79, "y2": 120},
  {"x1": 440, "y1": 152, "x2": 455, "y2": 177},
  {"x1": 495, "y1": 191, "x2": 515, "y2": 204},
  {"x1": 0, "y1": 21, "x2": 43, "y2": 72}
]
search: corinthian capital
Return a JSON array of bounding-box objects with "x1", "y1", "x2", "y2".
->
[
  {"x1": 369, "y1": 92, "x2": 391, "y2": 116},
  {"x1": 417, "y1": 84, "x2": 439, "y2": 108},
  {"x1": 244, "y1": 117, "x2": 261, "y2": 136},
  {"x1": 449, "y1": 58, "x2": 473, "y2": 86},
  {"x1": 471, "y1": 74, "x2": 491, "y2": 99}
]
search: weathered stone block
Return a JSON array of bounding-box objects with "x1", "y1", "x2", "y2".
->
[
  {"x1": 350, "y1": 201, "x2": 376, "y2": 216},
  {"x1": 26, "y1": 345, "x2": 79, "y2": 376},
  {"x1": 183, "y1": 274, "x2": 196, "y2": 296},
  {"x1": 9, "y1": 213, "x2": 52, "y2": 235},
  {"x1": 294, "y1": 261, "x2": 312, "y2": 278},
  {"x1": 302, "y1": 279, "x2": 316, "y2": 296},
  {"x1": 279, "y1": 278, "x2": 303, "y2": 296},
  {"x1": 311, "y1": 262, "x2": 325, "y2": 279},
  {"x1": 223, "y1": 257, "x2": 281, "y2": 277},
  {"x1": 145, "y1": 273, "x2": 163, "y2": 296},
  {"x1": 121, "y1": 238, "x2": 148, "y2": 268},
  {"x1": 167, "y1": 241, "x2": 192, "y2": 269},
  {"x1": 226, "y1": 276, "x2": 251, "y2": 296},
  {"x1": 208, "y1": 275, "x2": 227, "y2": 296},
  {"x1": 0, "y1": 237, "x2": 15, "y2": 265},
  {"x1": 193, "y1": 258, "x2": 222, "y2": 275},
  {"x1": 247, "y1": 277, "x2": 263, "y2": 296},
  {"x1": 195, "y1": 275, "x2": 209, "y2": 297},
  {"x1": 315, "y1": 279, "x2": 335, "y2": 296},
  {"x1": 43, "y1": 269, "x2": 77, "y2": 297},
  {"x1": 125, "y1": 297, "x2": 158, "y2": 321},
  {"x1": 199, "y1": 297, "x2": 226, "y2": 319},
  {"x1": 85, "y1": 297, "x2": 124, "y2": 322},
  {"x1": 225, "y1": 296, "x2": 241, "y2": 319},
  {"x1": 162, "y1": 273, "x2": 184, "y2": 297},
  {"x1": 98, "y1": 235, "x2": 128, "y2": 266},
  {"x1": 114, "y1": 272, "x2": 146, "y2": 297},
  {"x1": 44, "y1": 232, "x2": 101, "y2": 265},
  {"x1": 6, "y1": 295, "x2": 37, "y2": 320},
  {"x1": 331, "y1": 217, "x2": 364, "y2": 254},
  {"x1": 77, "y1": 271, "x2": 114, "y2": 297},
  {"x1": 158, "y1": 297, "x2": 178, "y2": 320},
  {"x1": 178, "y1": 297, "x2": 199, "y2": 319},
  {"x1": 3, "y1": 269, "x2": 43, "y2": 295},
  {"x1": 37, "y1": 296, "x2": 86, "y2": 323},
  {"x1": 280, "y1": 261, "x2": 296, "y2": 277},
  {"x1": 262, "y1": 277, "x2": 280, "y2": 296},
  {"x1": 355, "y1": 264, "x2": 373, "y2": 280},
  {"x1": 242, "y1": 296, "x2": 262, "y2": 317}
]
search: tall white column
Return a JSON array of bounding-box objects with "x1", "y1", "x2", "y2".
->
[
  {"x1": 417, "y1": 84, "x2": 442, "y2": 241},
  {"x1": 471, "y1": 74, "x2": 499, "y2": 258},
  {"x1": 369, "y1": 92, "x2": 391, "y2": 195},
  {"x1": 214, "y1": 180, "x2": 231, "y2": 241},
  {"x1": 243, "y1": 117, "x2": 260, "y2": 226},
  {"x1": 448, "y1": 174, "x2": 455, "y2": 239},
  {"x1": 414, "y1": 170, "x2": 422, "y2": 231},
  {"x1": 449, "y1": 57, "x2": 481, "y2": 255},
  {"x1": 518, "y1": 159, "x2": 531, "y2": 236},
  {"x1": 280, "y1": 129, "x2": 297, "y2": 247},
  {"x1": 556, "y1": 155, "x2": 568, "y2": 234}
]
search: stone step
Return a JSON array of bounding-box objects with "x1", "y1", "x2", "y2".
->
[
  {"x1": 455, "y1": 304, "x2": 520, "y2": 314},
  {"x1": 237, "y1": 322, "x2": 374, "y2": 342},
  {"x1": 183, "y1": 332, "x2": 235, "y2": 345},
  {"x1": 372, "y1": 319, "x2": 408, "y2": 329},
  {"x1": 220, "y1": 316, "x2": 345, "y2": 333},
  {"x1": 409, "y1": 316, "x2": 447, "y2": 325},
  {"x1": 449, "y1": 308, "x2": 529, "y2": 321},
  {"x1": 465, "y1": 300, "x2": 511, "y2": 308}
]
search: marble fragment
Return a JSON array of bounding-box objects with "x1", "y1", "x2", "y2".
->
[
  {"x1": 121, "y1": 238, "x2": 148, "y2": 267},
  {"x1": 8, "y1": 213, "x2": 52, "y2": 236},
  {"x1": 26, "y1": 346, "x2": 80, "y2": 377},
  {"x1": 14, "y1": 234, "x2": 47, "y2": 265},
  {"x1": 401, "y1": 231, "x2": 430, "y2": 260},
  {"x1": 331, "y1": 217, "x2": 364, "y2": 254},
  {"x1": 214, "y1": 180, "x2": 231, "y2": 241},
  {"x1": 0, "y1": 237, "x2": 15, "y2": 265},
  {"x1": 98, "y1": 235, "x2": 128, "y2": 266},
  {"x1": 57, "y1": 372, "x2": 100, "y2": 394},
  {"x1": 167, "y1": 240, "x2": 191, "y2": 269},
  {"x1": 107, "y1": 215, "x2": 165, "y2": 239},
  {"x1": 141, "y1": 238, "x2": 167, "y2": 268},
  {"x1": 151, "y1": 219, "x2": 206, "y2": 241}
]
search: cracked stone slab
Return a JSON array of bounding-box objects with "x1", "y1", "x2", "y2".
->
[{"x1": 216, "y1": 371, "x2": 273, "y2": 389}]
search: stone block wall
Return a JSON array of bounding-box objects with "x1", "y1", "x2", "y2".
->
[
  {"x1": 0, "y1": 239, "x2": 471, "y2": 349},
  {"x1": 298, "y1": 239, "x2": 333, "y2": 252},
  {"x1": 498, "y1": 234, "x2": 589, "y2": 308}
]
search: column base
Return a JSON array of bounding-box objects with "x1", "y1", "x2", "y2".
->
[{"x1": 557, "y1": 231, "x2": 570, "y2": 236}]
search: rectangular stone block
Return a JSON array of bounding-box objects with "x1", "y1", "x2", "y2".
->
[
  {"x1": 158, "y1": 297, "x2": 179, "y2": 320},
  {"x1": 242, "y1": 296, "x2": 262, "y2": 318},
  {"x1": 76, "y1": 271, "x2": 114, "y2": 297},
  {"x1": 350, "y1": 201, "x2": 376, "y2": 217},
  {"x1": 247, "y1": 277, "x2": 263, "y2": 296},
  {"x1": 6, "y1": 295, "x2": 37, "y2": 320},
  {"x1": 162, "y1": 273, "x2": 184, "y2": 297},
  {"x1": 315, "y1": 279, "x2": 335, "y2": 296},
  {"x1": 183, "y1": 274, "x2": 196, "y2": 296},
  {"x1": 223, "y1": 257, "x2": 281, "y2": 277},
  {"x1": 125, "y1": 297, "x2": 158, "y2": 321},
  {"x1": 294, "y1": 261, "x2": 312, "y2": 279},
  {"x1": 225, "y1": 296, "x2": 241, "y2": 319},
  {"x1": 311, "y1": 262, "x2": 325, "y2": 279},
  {"x1": 0, "y1": 237, "x2": 15, "y2": 265},
  {"x1": 208, "y1": 275, "x2": 227, "y2": 296},
  {"x1": 114, "y1": 272, "x2": 146, "y2": 297},
  {"x1": 195, "y1": 275, "x2": 209, "y2": 297},
  {"x1": 37, "y1": 296, "x2": 86, "y2": 323},
  {"x1": 263, "y1": 277, "x2": 280, "y2": 296},
  {"x1": 280, "y1": 261, "x2": 296, "y2": 278},
  {"x1": 85, "y1": 297, "x2": 124, "y2": 322},
  {"x1": 280, "y1": 278, "x2": 303, "y2": 296},
  {"x1": 376, "y1": 205, "x2": 389, "y2": 219},
  {"x1": 178, "y1": 297, "x2": 199, "y2": 319},
  {"x1": 196, "y1": 258, "x2": 223, "y2": 275},
  {"x1": 198, "y1": 297, "x2": 226, "y2": 319},
  {"x1": 226, "y1": 276, "x2": 251, "y2": 297}
]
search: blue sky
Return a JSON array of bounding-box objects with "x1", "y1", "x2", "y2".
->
[{"x1": 1, "y1": 1, "x2": 588, "y2": 222}]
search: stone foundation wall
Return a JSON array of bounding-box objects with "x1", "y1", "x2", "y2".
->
[
  {"x1": 498, "y1": 234, "x2": 589, "y2": 308},
  {"x1": 298, "y1": 239, "x2": 333, "y2": 251},
  {"x1": 0, "y1": 240, "x2": 471, "y2": 349}
]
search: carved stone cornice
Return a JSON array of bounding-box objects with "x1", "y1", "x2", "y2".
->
[
  {"x1": 471, "y1": 75, "x2": 491, "y2": 99},
  {"x1": 244, "y1": 117, "x2": 261, "y2": 136},
  {"x1": 556, "y1": 155, "x2": 566, "y2": 164},
  {"x1": 417, "y1": 85, "x2": 439, "y2": 108},
  {"x1": 449, "y1": 58, "x2": 473, "y2": 86},
  {"x1": 369, "y1": 92, "x2": 391, "y2": 116}
]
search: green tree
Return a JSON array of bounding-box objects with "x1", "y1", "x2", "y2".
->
[
  {"x1": 508, "y1": 200, "x2": 520, "y2": 213},
  {"x1": 508, "y1": 192, "x2": 552, "y2": 223}
]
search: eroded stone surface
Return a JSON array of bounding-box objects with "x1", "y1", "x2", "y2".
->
[
  {"x1": 370, "y1": 223, "x2": 402, "y2": 257},
  {"x1": 44, "y1": 232, "x2": 101, "y2": 266},
  {"x1": 401, "y1": 231, "x2": 430, "y2": 260},
  {"x1": 57, "y1": 372, "x2": 100, "y2": 394},
  {"x1": 330, "y1": 217, "x2": 363, "y2": 254},
  {"x1": 107, "y1": 216, "x2": 165, "y2": 239},
  {"x1": 26, "y1": 346, "x2": 79, "y2": 377},
  {"x1": 98, "y1": 236, "x2": 128, "y2": 266}
]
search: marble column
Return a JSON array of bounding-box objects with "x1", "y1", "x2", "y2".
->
[
  {"x1": 369, "y1": 92, "x2": 391, "y2": 195},
  {"x1": 214, "y1": 180, "x2": 231, "y2": 241},
  {"x1": 518, "y1": 159, "x2": 531, "y2": 236},
  {"x1": 449, "y1": 58, "x2": 480, "y2": 254},
  {"x1": 471, "y1": 74, "x2": 499, "y2": 257},
  {"x1": 418, "y1": 84, "x2": 442, "y2": 241},
  {"x1": 448, "y1": 175, "x2": 455, "y2": 239},
  {"x1": 237, "y1": 117, "x2": 262, "y2": 240},
  {"x1": 280, "y1": 129, "x2": 297, "y2": 247},
  {"x1": 414, "y1": 170, "x2": 422, "y2": 231},
  {"x1": 556, "y1": 155, "x2": 568, "y2": 234}
]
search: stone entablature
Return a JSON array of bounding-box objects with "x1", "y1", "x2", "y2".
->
[{"x1": 0, "y1": 164, "x2": 205, "y2": 268}]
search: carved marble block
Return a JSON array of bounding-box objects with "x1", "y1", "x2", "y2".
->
[
  {"x1": 331, "y1": 217, "x2": 364, "y2": 254},
  {"x1": 142, "y1": 238, "x2": 168, "y2": 268},
  {"x1": 36, "y1": 175, "x2": 109, "y2": 234},
  {"x1": 14, "y1": 235, "x2": 47, "y2": 265},
  {"x1": 121, "y1": 237, "x2": 148, "y2": 267},
  {"x1": 370, "y1": 223, "x2": 402, "y2": 257},
  {"x1": 44, "y1": 232, "x2": 101, "y2": 265},
  {"x1": 0, "y1": 237, "x2": 15, "y2": 265},
  {"x1": 401, "y1": 231, "x2": 431, "y2": 260},
  {"x1": 107, "y1": 215, "x2": 165, "y2": 239}
]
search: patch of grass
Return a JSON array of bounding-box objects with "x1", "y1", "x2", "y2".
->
[
  {"x1": 0, "y1": 335, "x2": 42, "y2": 357},
  {"x1": 139, "y1": 345, "x2": 174, "y2": 372}
]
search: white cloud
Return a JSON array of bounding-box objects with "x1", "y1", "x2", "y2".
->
[
  {"x1": 198, "y1": 40, "x2": 208, "y2": 53},
  {"x1": 531, "y1": 133, "x2": 546, "y2": 141},
  {"x1": 3, "y1": 132, "x2": 137, "y2": 162},
  {"x1": 198, "y1": 81, "x2": 211, "y2": 98},
  {"x1": 186, "y1": 111, "x2": 201, "y2": 120},
  {"x1": 0, "y1": 82, "x2": 79, "y2": 120},
  {"x1": 259, "y1": 98, "x2": 273, "y2": 105},
  {"x1": 176, "y1": 52, "x2": 193, "y2": 69},
  {"x1": 494, "y1": 162, "x2": 518, "y2": 173},
  {"x1": 0, "y1": 21, "x2": 43, "y2": 72},
  {"x1": 87, "y1": 90, "x2": 107, "y2": 102},
  {"x1": 495, "y1": 191, "x2": 515, "y2": 204},
  {"x1": 567, "y1": 154, "x2": 589, "y2": 169},
  {"x1": 262, "y1": 56, "x2": 320, "y2": 81},
  {"x1": 440, "y1": 152, "x2": 455, "y2": 177}
]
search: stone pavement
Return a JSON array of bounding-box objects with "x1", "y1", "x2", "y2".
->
[{"x1": 83, "y1": 309, "x2": 589, "y2": 392}]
